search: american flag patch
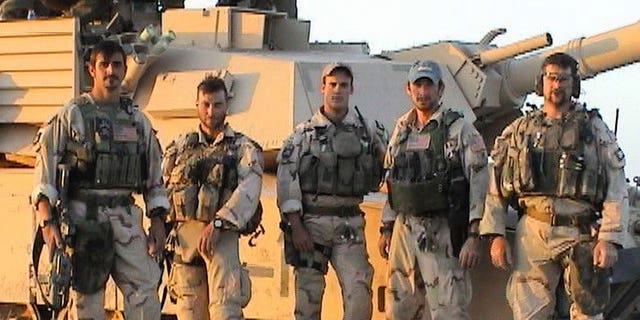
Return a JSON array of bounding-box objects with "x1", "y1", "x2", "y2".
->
[
  {"x1": 406, "y1": 134, "x2": 430, "y2": 150},
  {"x1": 114, "y1": 124, "x2": 139, "y2": 142}
]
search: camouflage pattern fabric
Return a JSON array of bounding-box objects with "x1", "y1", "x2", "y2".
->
[
  {"x1": 382, "y1": 107, "x2": 488, "y2": 320},
  {"x1": 386, "y1": 215, "x2": 472, "y2": 320},
  {"x1": 163, "y1": 124, "x2": 263, "y2": 320},
  {"x1": 168, "y1": 231, "x2": 251, "y2": 320},
  {"x1": 293, "y1": 214, "x2": 373, "y2": 320},
  {"x1": 67, "y1": 202, "x2": 162, "y2": 320},
  {"x1": 31, "y1": 93, "x2": 170, "y2": 320}
]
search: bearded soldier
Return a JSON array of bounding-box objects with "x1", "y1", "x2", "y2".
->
[
  {"x1": 162, "y1": 76, "x2": 263, "y2": 320},
  {"x1": 31, "y1": 40, "x2": 168, "y2": 319},
  {"x1": 378, "y1": 60, "x2": 489, "y2": 320},
  {"x1": 276, "y1": 63, "x2": 386, "y2": 320},
  {"x1": 480, "y1": 52, "x2": 627, "y2": 319}
]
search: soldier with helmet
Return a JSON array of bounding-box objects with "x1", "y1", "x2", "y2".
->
[
  {"x1": 480, "y1": 52, "x2": 627, "y2": 319},
  {"x1": 162, "y1": 75, "x2": 263, "y2": 320},
  {"x1": 31, "y1": 39, "x2": 168, "y2": 319},
  {"x1": 378, "y1": 60, "x2": 489, "y2": 320},
  {"x1": 276, "y1": 63, "x2": 386, "y2": 320}
]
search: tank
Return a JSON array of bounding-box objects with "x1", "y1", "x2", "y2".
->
[{"x1": 1, "y1": 3, "x2": 640, "y2": 319}]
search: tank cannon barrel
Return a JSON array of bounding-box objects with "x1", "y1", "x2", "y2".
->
[
  {"x1": 504, "y1": 19, "x2": 640, "y2": 99},
  {"x1": 474, "y1": 33, "x2": 552, "y2": 67}
]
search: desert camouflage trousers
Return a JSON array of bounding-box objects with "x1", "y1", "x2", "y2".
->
[
  {"x1": 386, "y1": 214, "x2": 472, "y2": 320},
  {"x1": 294, "y1": 213, "x2": 373, "y2": 320},
  {"x1": 508, "y1": 215, "x2": 604, "y2": 320},
  {"x1": 67, "y1": 200, "x2": 162, "y2": 320},
  {"x1": 168, "y1": 229, "x2": 251, "y2": 320}
]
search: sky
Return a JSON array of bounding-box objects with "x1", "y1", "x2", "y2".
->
[{"x1": 187, "y1": 0, "x2": 640, "y2": 179}]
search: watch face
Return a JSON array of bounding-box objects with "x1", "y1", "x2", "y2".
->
[{"x1": 214, "y1": 220, "x2": 223, "y2": 228}]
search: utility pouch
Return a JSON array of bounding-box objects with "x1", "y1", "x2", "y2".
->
[
  {"x1": 557, "y1": 152, "x2": 582, "y2": 198},
  {"x1": 388, "y1": 176, "x2": 449, "y2": 214},
  {"x1": 335, "y1": 158, "x2": 355, "y2": 195},
  {"x1": 175, "y1": 220, "x2": 208, "y2": 264},
  {"x1": 298, "y1": 154, "x2": 318, "y2": 193},
  {"x1": 239, "y1": 266, "x2": 252, "y2": 308},
  {"x1": 579, "y1": 168, "x2": 599, "y2": 202},
  {"x1": 172, "y1": 185, "x2": 199, "y2": 221},
  {"x1": 316, "y1": 151, "x2": 337, "y2": 194},
  {"x1": 94, "y1": 153, "x2": 111, "y2": 187},
  {"x1": 518, "y1": 135, "x2": 536, "y2": 191},
  {"x1": 196, "y1": 184, "x2": 220, "y2": 222},
  {"x1": 72, "y1": 218, "x2": 115, "y2": 294},
  {"x1": 353, "y1": 154, "x2": 372, "y2": 195},
  {"x1": 568, "y1": 241, "x2": 610, "y2": 315}
]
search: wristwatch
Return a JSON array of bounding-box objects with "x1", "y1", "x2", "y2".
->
[{"x1": 213, "y1": 218, "x2": 224, "y2": 229}]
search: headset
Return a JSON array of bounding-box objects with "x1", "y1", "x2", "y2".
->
[{"x1": 534, "y1": 54, "x2": 581, "y2": 99}]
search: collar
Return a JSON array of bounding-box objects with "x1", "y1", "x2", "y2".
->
[
  {"x1": 197, "y1": 123, "x2": 236, "y2": 145},
  {"x1": 398, "y1": 106, "x2": 447, "y2": 131},
  {"x1": 308, "y1": 105, "x2": 362, "y2": 128}
]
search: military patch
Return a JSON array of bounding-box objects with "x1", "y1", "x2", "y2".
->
[
  {"x1": 615, "y1": 147, "x2": 625, "y2": 161},
  {"x1": 95, "y1": 117, "x2": 112, "y2": 140},
  {"x1": 406, "y1": 134, "x2": 430, "y2": 150},
  {"x1": 281, "y1": 143, "x2": 294, "y2": 160},
  {"x1": 113, "y1": 124, "x2": 139, "y2": 142}
]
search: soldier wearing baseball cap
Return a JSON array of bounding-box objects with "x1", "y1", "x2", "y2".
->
[
  {"x1": 277, "y1": 62, "x2": 387, "y2": 319},
  {"x1": 378, "y1": 60, "x2": 489, "y2": 319},
  {"x1": 407, "y1": 60, "x2": 442, "y2": 84}
]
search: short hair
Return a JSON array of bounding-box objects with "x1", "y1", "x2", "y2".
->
[
  {"x1": 541, "y1": 52, "x2": 578, "y2": 75},
  {"x1": 196, "y1": 76, "x2": 228, "y2": 100},
  {"x1": 89, "y1": 40, "x2": 127, "y2": 68}
]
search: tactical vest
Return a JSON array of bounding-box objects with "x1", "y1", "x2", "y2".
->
[
  {"x1": 64, "y1": 97, "x2": 146, "y2": 191},
  {"x1": 167, "y1": 132, "x2": 239, "y2": 223},
  {"x1": 501, "y1": 109, "x2": 606, "y2": 204},
  {"x1": 298, "y1": 120, "x2": 381, "y2": 197},
  {"x1": 387, "y1": 111, "x2": 468, "y2": 215}
]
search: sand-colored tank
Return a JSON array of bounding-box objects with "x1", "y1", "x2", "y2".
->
[{"x1": 1, "y1": 4, "x2": 640, "y2": 319}]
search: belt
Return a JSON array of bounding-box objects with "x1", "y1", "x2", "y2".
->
[
  {"x1": 304, "y1": 205, "x2": 361, "y2": 217},
  {"x1": 525, "y1": 208, "x2": 596, "y2": 228},
  {"x1": 73, "y1": 193, "x2": 135, "y2": 208},
  {"x1": 405, "y1": 209, "x2": 448, "y2": 218}
]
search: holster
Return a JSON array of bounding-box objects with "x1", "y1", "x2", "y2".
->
[
  {"x1": 448, "y1": 172, "x2": 470, "y2": 258},
  {"x1": 279, "y1": 221, "x2": 332, "y2": 274},
  {"x1": 568, "y1": 241, "x2": 611, "y2": 315},
  {"x1": 72, "y1": 218, "x2": 115, "y2": 294}
]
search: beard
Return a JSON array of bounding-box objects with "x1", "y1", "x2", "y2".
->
[
  {"x1": 204, "y1": 114, "x2": 226, "y2": 132},
  {"x1": 415, "y1": 98, "x2": 439, "y2": 112},
  {"x1": 546, "y1": 89, "x2": 570, "y2": 106}
]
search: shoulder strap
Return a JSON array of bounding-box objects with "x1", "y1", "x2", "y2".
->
[{"x1": 441, "y1": 110, "x2": 463, "y2": 128}]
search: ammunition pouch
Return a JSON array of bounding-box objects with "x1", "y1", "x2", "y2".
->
[
  {"x1": 280, "y1": 222, "x2": 332, "y2": 274},
  {"x1": 298, "y1": 123, "x2": 378, "y2": 197},
  {"x1": 568, "y1": 241, "x2": 610, "y2": 315},
  {"x1": 388, "y1": 174, "x2": 450, "y2": 215},
  {"x1": 506, "y1": 110, "x2": 606, "y2": 206},
  {"x1": 67, "y1": 101, "x2": 147, "y2": 191},
  {"x1": 71, "y1": 218, "x2": 115, "y2": 294}
]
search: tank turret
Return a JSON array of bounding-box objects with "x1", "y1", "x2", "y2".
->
[{"x1": 381, "y1": 20, "x2": 640, "y2": 138}]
